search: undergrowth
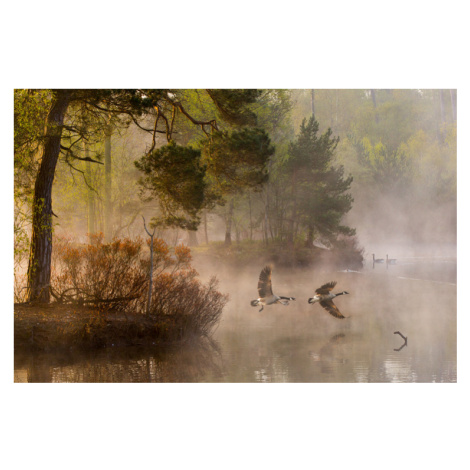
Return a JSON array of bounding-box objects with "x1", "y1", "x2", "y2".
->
[{"x1": 15, "y1": 233, "x2": 228, "y2": 349}]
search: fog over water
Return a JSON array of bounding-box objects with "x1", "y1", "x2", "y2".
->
[{"x1": 15, "y1": 255, "x2": 456, "y2": 382}]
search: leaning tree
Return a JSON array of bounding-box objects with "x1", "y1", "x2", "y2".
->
[{"x1": 17, "y1": 89, "x2": 269, "y2": 302}]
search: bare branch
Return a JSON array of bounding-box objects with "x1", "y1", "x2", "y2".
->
[{"x1": 142, "y1": 215, "x2": 156, "y2": 237}]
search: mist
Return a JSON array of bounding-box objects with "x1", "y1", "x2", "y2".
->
[{"x1": 14, "y1": 88, "x2": 456, "y2": 383}]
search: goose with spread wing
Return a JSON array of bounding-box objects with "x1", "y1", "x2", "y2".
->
[
  {"x1": 308, "y1": 281, "x2": 349, "y2": 319},
  {"x1": 250, "y1": 265, "x2": 295, "y2": 312}
]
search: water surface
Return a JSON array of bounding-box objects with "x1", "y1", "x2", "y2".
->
[{"x1": 14, "y1": 258, "x2": 456, "y2": 383}]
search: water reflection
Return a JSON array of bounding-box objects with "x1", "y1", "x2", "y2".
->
[
  {"x1": 14, "y1": 259, "x2": 457, "y2": 383},
  {"x1": 14, "y1": 339, "x2": 224, "y2": 383}
]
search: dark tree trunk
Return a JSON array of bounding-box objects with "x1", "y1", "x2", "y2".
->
[
  {"x1": 187, "y1": 230, "x2": 199, "y2": 246},
  {"x1": 305, "y1": 226, "x2": 314, "y2": 247},
  {"x1": 104, "y1": 124, "x2": 112, "y2": 241},
  {"x1": 27, "y1": 90, "x2": 72, "y2": 302},
  {"x1": 224, "y1": 198, "x2": 234, "y2": 246}
]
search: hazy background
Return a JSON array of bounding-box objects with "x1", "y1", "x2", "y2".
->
[{"x1": 14, "y1": 89, "x2": 456, "y2": 274}]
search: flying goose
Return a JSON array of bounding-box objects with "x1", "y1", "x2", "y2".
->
[
  {"x1": 250, "y1": 265, "x2": 295, "y2": 312},
  {"x1": 308, "y1": 281, "x2": 349, "y2": 319}
]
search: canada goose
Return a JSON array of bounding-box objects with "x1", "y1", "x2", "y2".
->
[
  {"x1": 373, "y1": 254, "x2": 384, "y2": 264},
  {"x1": 308, "y1": 281, "x2": 349, "y2": 319},
  {"x1": 250, "y1": 265, "x2": 295, "y2": 312}
]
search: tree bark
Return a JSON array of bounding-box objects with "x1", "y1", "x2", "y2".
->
[
  {"x1": 104, "y1": 124, "x2": 112, "y2": 241},
  {"x1": 27, "y1": 90, "x2": 72, "y2": 302}
]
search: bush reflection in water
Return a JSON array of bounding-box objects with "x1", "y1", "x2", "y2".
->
[{"x1": 14, "y1": 259, "x2": 456, "y2": 383}]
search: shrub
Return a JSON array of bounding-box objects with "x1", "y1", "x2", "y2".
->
[
  {"x1": 48, "y1": 233, "x2": 228, "y2": 342},
  {"x1": 51, "y1": 233, "x2": 148, "y2": 309}
]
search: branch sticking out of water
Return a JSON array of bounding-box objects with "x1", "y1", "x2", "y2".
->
[{"x1": 393, "y1": 331, "x2": 408, "y2": 351}]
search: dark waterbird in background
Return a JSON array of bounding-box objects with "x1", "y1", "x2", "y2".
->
[
  {"x1": 372, "y1": 253, "x2": 384, "y2": 264},
  {"x1": 308, "y1": 281, "x2": 349, "y2": 319},
  {"x1": 250, "y1": 265, "x2": 296, "y2": 312}
]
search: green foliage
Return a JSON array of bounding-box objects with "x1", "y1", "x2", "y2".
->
[
  {"x1": 286, "y1": 117, "x2": 339, "y2": 172},
  {"x1": 203, "y1": 127, "x2": 273, "y2": 195},
  {"x1": 284, "y1": 116, "x2": 354, "y2": 244},
  {"x1": 14, "y1": 90, "x2": 52, "y2": 204},
  {"x1": 206, "y1": 89, "x2": 262, "y2": 126},
  {"x1": 135, "y1": 142, "x2": 207, "y2": 230},
  {"x1": 402, "y1": 127, "x2": 456, "y2": 202},
  {"x1": 350, "y1": 136, "x2": 412, "y2": 192}
]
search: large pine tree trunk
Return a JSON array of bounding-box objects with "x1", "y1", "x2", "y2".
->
[
  {"x1": 104, "y1": 124, "x2": 112, "y2": 241},
  {"x1": 27, "y1": 90, "x2": 72, "y2": 302}
]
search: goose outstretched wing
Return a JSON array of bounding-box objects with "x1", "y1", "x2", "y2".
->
[
  {"x1": 258, "y1": 265, "x2": 273, "y2": 298},
  {"x1": 315, "y1": 281, "x2": 337, "y2": 295},
  {"x1": 319, "y1": 299, "x2": 345, "y2": 319}
]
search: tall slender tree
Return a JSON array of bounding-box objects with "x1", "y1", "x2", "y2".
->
[{"x1": 104, "y1": 123, "x2": 112, "y2": 241}]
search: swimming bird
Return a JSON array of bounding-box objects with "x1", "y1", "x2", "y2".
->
[
  {"x1": 386, "y1": 254, "x2": 397, "y2": 265},
  {"x1": 308, "y1": 281, "x2": 349, "y2": 319},
  {"x1": 250, "y1": 265, "x2": 295, "y2": 312},
  {"x1": 373, "y1": 254, "x2": 384, "y2": 264}
]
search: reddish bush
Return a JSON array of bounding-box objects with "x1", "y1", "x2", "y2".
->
[
  {"x1": 51, "y1": 233, "x2": 147, "y2": 309},
  {"x1": 49, "y1": 233, "x2": 227, "y2": 341}
]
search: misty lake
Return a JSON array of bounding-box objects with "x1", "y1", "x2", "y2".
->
[{"x1": 14, "y1": 257, "x2": 456, "y2": 383}]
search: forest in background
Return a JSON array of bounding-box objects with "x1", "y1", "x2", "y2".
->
[{"x1": 14, "y1": 89, "x2": 456, "y2": 304}]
